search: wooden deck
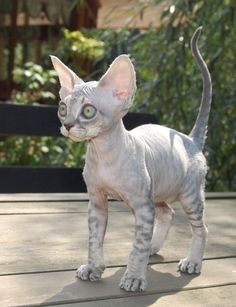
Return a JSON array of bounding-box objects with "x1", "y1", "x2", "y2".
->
[{"x1": 0, "y1": 194, "x2": 235, "y2": 306}]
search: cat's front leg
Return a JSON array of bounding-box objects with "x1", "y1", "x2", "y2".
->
[
  {"x1": 77, "y1": 193, "x2": 108, "y2": 282},
  {"x1": 120, "y1": 203, "x2": 155, "y2": 292}
]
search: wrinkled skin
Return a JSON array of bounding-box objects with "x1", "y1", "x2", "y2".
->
[{"x1": 51, "y1": 27, "x2": 212, "y2": 292}]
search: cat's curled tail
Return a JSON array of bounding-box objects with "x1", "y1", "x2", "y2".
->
[{"x1": 189, "y1": 27, "x2": 212, "y2": 151}]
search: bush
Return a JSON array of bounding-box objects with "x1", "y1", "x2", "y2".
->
[
  {"x1": 2, "y1": 1, "x2": 235, "y2": 191},
  {"x1": 12, "y1": 62, "x2": 57, "y2": 105},
  {"x1": 1, "y1": 30, "x2": 104, "y2": 169},
  {"x1": 0, "y1": 135, "x2": 86, "y2": 168},
  {"x1": 86, "y1": 1, "x2": 236, "y2": 191}
]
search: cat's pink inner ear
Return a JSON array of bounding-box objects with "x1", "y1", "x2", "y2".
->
[
  {"x1": 98, "y1": 55, "x2": 136, "y2": 103},
  {"x1": 113, "y1": 89, "x2": 129, "y2": 101}
]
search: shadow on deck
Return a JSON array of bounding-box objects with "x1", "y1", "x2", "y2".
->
[{"x1": 0, "y1": 193, "x2": 235, "y2": 306}]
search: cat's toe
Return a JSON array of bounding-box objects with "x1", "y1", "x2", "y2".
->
[
  {"x1": 76, "y1": 264, "x2": 102, "y2": 281},
  {"x1": 77, "y1": 264, "x2": 90, "y2": 280},
  {"x1": 119, "y1": 276, "x2": 147, "y2": 292},
  {"x1": 178, "y1": 258, "x2": 201, "y2": 274}
]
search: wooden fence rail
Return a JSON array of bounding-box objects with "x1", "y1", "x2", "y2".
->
[{"x1": 0, "y1": 102, "x2": 157, "y2": 192}]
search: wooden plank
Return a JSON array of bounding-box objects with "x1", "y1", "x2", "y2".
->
[
  {"x1": 0, "y1": 192, "x2": 234, "y2": 202},
  {"x1": 0, "y1": 102, "x2": 156, "y2": 136},
  {"x1": 206, "y1": 192, "x2": 236, "y2": 199},
  {"x1": 0, "y1": 103, "x2": 156, "y2": 193},
  {"x1": 0, "y1": 198, "x2": 235, "y2": 215},
  {"x1": 97, "y1": 0, "x2": 165, "y2": 29},
  {"x1": 123, "y1": 112, "x2": 157, "y2": 131},
  {"x1": 0, "y1": 200, "x2": 129, "y2": 214},
  {"x1": 0, "y1": 193, "x2": 90, "y2": 202},
  {"x1": 0, "y1": 103, "x2": 61, "y2": 136},
  {"x1": 52, "y1": 285, "x2": 236, "y2": 307},
  {"x1": 0, "y1": 200, "x2": 235, "y2": 275},
  {"x1": 1, "y1": 258, "x2": 235, "y2": 306},
  {"x1": 0, "y1": 167, "x2": 86, "y2": 193}
]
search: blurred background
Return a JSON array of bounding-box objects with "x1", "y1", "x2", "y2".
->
[{"x1": 0, "y1": 0, "x2": 235, "y2": 192}]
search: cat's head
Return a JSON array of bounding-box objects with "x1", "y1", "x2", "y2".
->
[{"x1": 50, "y1": 55, "x2": 136, "y2": 142}]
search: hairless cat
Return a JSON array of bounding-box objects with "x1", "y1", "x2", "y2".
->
[{"x1": 51, "y1": 27, "x2": 212, "y2": 292}]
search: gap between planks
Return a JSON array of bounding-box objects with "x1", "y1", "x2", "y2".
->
[
  {"x1": 13, "y1": 283, "x2": 236, "y2": 307},
  {"x1": 0, "y1": 192, "x2": 235, "y2": 203},
  {"x1": 1, "y1": 258, "x2": 236, "y2": 307},
  {"x1": 26, "y1": 284, "x2": 236, "y2": 307},
  {"x1": 1, "y1": 255, "x2": 235, "y2": 277}
]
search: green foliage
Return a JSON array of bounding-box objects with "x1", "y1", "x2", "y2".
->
[
  {"x1": 61, "y1": 29, "x2": 104, "y2": 59},
  {"x1": 0, "y1": 136, "x2": 86, "y2": 167},
  {"x1": 1, "y1": 30, "x2": 104, "y2": 170},
  {"x1": 55, "y1": 29, "x2": 105, "y2": 76},
  {"x1": 89, "y1": 1, "x2": 236, "y2": 191},
  {"x1": 2, "y1": 1, "x2": 235, "y2": 191},
  {"x1": 6, "y1": 60, "x2": 86, "y2": 167},
  {"x1": 12, "y1": 62, "x2": 57, "y2": 104}
]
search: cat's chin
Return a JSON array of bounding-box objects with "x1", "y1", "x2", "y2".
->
[
  {"x1": 69, "y1": 134, "x2": 99, "y2": 142},
  {"x1": 68, "y1": 134, "x2": 86, "y2": 142}
]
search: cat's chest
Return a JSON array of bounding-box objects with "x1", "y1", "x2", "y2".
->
[
  {"x1": 84, "y1": 140, "x2": 147, "y2": 201},
  {"x1": 84, "y1": 161, "x2": 128, "y2": 200},
  {"x1": 87, "y1": 162, "x2": 122, "y2": 185}
]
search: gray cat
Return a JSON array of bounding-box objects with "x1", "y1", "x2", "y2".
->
[{"x1": 51, "y1": 27, "x2": 212, "y2": 292}]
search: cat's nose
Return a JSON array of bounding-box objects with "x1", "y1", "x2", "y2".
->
[{"x1": 64, "y1": 124, "x2": 74, "y2": 131}]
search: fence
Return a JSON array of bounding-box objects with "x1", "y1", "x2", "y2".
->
[{"x1": 0, "y1": 102, "x2": 156, "y2": 192}]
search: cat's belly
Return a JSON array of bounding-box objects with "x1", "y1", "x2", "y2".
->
[
  {"x1": 153, "y1": 193, "x2": 179, "y2": 204},
  {"x1": 149, "y1": 155, "x2": 186, "y2": 203},
  {"x1": 131, "y1": 124, "x2": 193, "y2": 203},
  {"x1": 99, "y1": 171, "x2": 132, "y2": 202},
  {"x1": 103, "y1": 177, "x2": 178, "y2": 204},
  {"x1": 103, "y1": 186, "x2": 123, "y2": 201},
  {"x1": 85, "y1": 124, "x2": 201, "y2": 206}
]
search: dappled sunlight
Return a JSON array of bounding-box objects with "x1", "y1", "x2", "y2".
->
[{"x1": 0, "y1": 1, "x2": 235, "y2": 305}]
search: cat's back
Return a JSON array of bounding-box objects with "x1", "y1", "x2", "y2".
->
[
  {"x1": 130, "y1": 123, "x2": 195, "y2": 153},
  {"x1": 130, "y1": 123, "x2": 204, "y2": 164}
]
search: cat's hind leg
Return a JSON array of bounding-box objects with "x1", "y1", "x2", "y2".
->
[
  {"x1": 178, "y1": 186, "x2": 208, "y2": 274},
  {"x1": 150, "y1": 202, "x2": 175, "y2": 256},
  {"x1": 119, "y1": 204, "x2": 155, "y2": 292}
]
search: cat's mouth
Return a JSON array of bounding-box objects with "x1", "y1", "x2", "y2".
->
[{"x1": 60, "y1": 126, "x2": 87, "y2": 142}]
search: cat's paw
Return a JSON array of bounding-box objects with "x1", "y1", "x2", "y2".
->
[
  {"x1": 76, "y1": 264, "x2": 104, "y2": 282},
  {"x1": 178, "y1": 258, "x2": 202, "y2": 274},
  {"x1": 119, "y1": 274, "x2": 147, "y2": 292}
]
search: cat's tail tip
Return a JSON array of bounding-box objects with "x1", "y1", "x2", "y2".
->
[
  {"x1": 190, "y1": 26, "x2": 212, "y2": 151},
  {"x1": 192, "y1": 26, "x2": 203, "y2": 44}
]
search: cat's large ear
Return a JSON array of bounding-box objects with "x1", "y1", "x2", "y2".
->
[
  {"x1": 98, "y1": 55, "x2": 136, "y2": 104},
  {"x1": 50, "y1": 55, "x2": 84, "y2": 100}
]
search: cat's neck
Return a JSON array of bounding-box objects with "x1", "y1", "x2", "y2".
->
[{"x1": 88, "y1": 119, "x2": 129, "y2": 163}]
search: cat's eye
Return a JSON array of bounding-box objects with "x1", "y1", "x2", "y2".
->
[
  {"x1": 58, "y1": 102, "x2": 67, "y2": 117},
  {"x1": 81, "y1": 104, "x2": 97, "y2": 119}
]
